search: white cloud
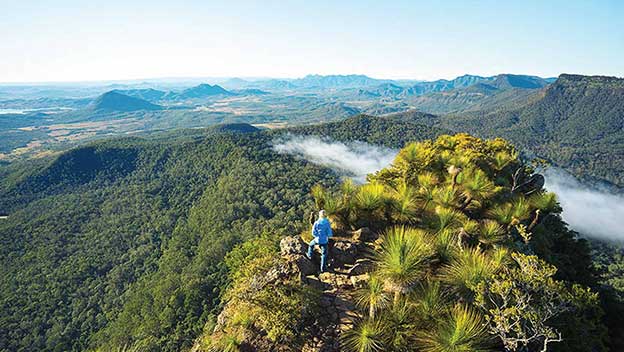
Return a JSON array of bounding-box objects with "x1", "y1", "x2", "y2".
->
[
  {"x1": 543, "y1": 168, "x2": 624, "y2": 242},
  {"x1": 272, "y1": 135, "x2": 396, "y2": 183}
]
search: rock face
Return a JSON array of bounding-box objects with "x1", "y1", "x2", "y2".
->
[{"x1": 280, "y1": 236, "x2": 307, "y2": 256}]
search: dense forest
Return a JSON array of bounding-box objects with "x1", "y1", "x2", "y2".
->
[
  {"x1": 0, "y1": 125, "x2": 334, "y2": 351},
  {"x1": 1, "y1": 115, "x2": 623, "y2": 351}
]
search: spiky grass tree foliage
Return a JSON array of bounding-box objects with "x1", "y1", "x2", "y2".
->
[
  {"x1": 343, "y1": 319, "x2": 387, "y2": 352},
  {"x1": 418, "y1": 304, "x2": 492, "y2": 352},
  {"x1": 432, "y1": 186, "x2": 461, "y2": 209},
  {"x1": 411, "y1": 281, "x2": 449, "y2": 324},
  {"x1": 529, "y1": 192, "x2": 560, "y2": 213},
  {"x1": 433, "y1": 229, "x2": 459, "y2": 264},
  {"x1": 433, "y1": 206, "x2": 467, "y2": 231},
  {"x1": 388, "y1": 181, "x2": 420, "y2": 224},
  {"x1": 458, "y1": 167, "x2": 500, "y2": 210},
  {"x1": 355, "y1": 275, "x2": 390, "y2": 320},
  {"x1": 209, "y1": 333, "x2": 242, "y2": 352},
  {"x1": 478, "y1": 220, "x2": 507, "y2": 247},
  {"x1": 376, "y1": 227, "x2": 435, "y2": 303},
  {"x1": 440, "y1": 247, "x2": 506, "y2": 298},
  {"x1": 383, "y1": 298, "x2": 419, "y2": 351}
]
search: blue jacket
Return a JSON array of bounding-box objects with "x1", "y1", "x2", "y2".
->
[{"x1": 312, "y1": 218, "x2": 333, "y2": 245}]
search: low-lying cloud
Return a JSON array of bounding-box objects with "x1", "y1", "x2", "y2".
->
[
  {"x1": 273, "y1": 135, "x2": 624, "y2": 242},
  {"x1": 543, "y1": 168, "x2": 624, "y2": 242},
  {"x1": 272, "y1": 135, "x2": 397, "y2": 183}
]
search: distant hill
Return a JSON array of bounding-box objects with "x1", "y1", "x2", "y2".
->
[
  {"x1": 166, "y1": 84, "x2": 232, "y2": 100},
  {"x1": 306, "y1": 102, "x2": 360, "y2": 122},
  {"x1": 488, "y1": 74, "x2": 549, "y2": 89},
  {"x1": 207, "y1": 123, "x2": 260, "y2": 134},
  {"x1": 221, "y1": 77, "x2": 250, "y2": 89},
  {"x1": 112, "y1": 88, "x2": 167, "y2": 102},
  {"x1": 247, "y1": 79, "x2": 297, "y2": 90},
  {"x1": 410, "y1": 74, "x2": 487, "y2": 94},
  {"x1": 365, "y1": 83, "x2": 405, "y2": 96},
  {"x1": 89, "y1": 91, "x2": 162, "y2": 112},
  {"x1": 393, "y1": 74, "x2": 624, "y2": 186},
  {"x1": 355, "y1": 74, "x2": 549, "y2": 105}
]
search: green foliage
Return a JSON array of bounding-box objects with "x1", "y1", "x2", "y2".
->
[
  {"x1": 440, "y1": 247, "x2": 506, "y2": 297},
  {"x1": 343, "y1": 318, "x2": 387, "y2": 352},
  {"x1": 310, "y1": 133, "x2": 607, "y2": 352},
  {"x1": 375, "y1": 227, "x2": 435, "y2": 300},
  {"x1": 417, "y1": 304, "x2": 492, "y2": 352},
  {"x1": 354, "y1": 276, "x2": 390, "y2": 320},
  {"x1": 206, "y1": 237, "x2": 320, "y2": 351},
  {"x1": 1, "y1": 119, "x2": 614, "y2": 352},
  {"x1": 474, "y1": 252, "x2": 607, "y2": 352},
  {"x1": 424, "y1": 74, "x2": 624, "y2": 187}
]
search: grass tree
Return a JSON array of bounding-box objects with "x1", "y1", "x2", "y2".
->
[
  {"x1": 388, "y1": 181, "x2": 420, "y2": 224},
  {"x1": 343, "y1": 319, "x2": 387, "y2": 352},
  {"x1": 383, "y1": 298, "x2": 419, "y2": 351},
  {"x1": 354, "y1": 276, "x2": 390, "y2": 320},
  {"x1": 411, "y1": 281, "x2": 449, "y2": 324},
  {"x1": 478, "y1": 219, "x2": 507, "y2": 248},
  {"x1": 418, "y1": 304, "x2": 492, "y2": 352},
  {"x1": 458, "y1": 167, "x2": 500, "y2": 210},
  {"x1": 440, "y1": 247, "x2": 505, "y2": 298},
  {"x1": 375, "y1": 227, "x2": 435, "y2": 304},
  {"x1": 432, "y1": 185, "x2": 461, "y2": 209},
  {"x1": 355, "y1": 182, "x2": 387, "y2": 226}
]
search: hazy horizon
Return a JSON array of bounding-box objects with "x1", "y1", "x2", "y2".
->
[
  {"x1": 1, "y1": 0, "x2": 623, "y2": 83},
  {"x1": 0, "y1": 72, "x2": 566, "y2": 86}
]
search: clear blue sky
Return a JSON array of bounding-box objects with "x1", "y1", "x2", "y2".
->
[{"x1": 0, "y1": 0, "x2": 622, "y2": 83}]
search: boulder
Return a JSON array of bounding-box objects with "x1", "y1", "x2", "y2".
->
[
  {"x1": 280, "y1": 236, "x2": 306, "y2": 256},
  {"x1": 348, "y1": 258, "x2": 374, "y2": 276},
  {"x1": 319, "y1": 272, "x2": 353, "y2": 289},
  {"x1": 329, "y1": 240, "x2": 358, "y2": 267},
  {"x1": 286, "y1": 254, "x2": 316, "y2": 277},
  {"x1": 350, "y1": 274, "x2": 369, "y2": 288},
  {"x1": 349, "y1": 227, "x2": 377, "y2": 243}
]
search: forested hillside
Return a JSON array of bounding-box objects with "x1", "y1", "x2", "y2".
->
[
  {"x1": 0, "y1": 126, "x2": 332, "y2": 351},
  {"x1": 0, "y1": 116, "x2": 447, "y2": 351}
]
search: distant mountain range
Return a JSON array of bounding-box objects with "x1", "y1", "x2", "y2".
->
[
  {"x1": 221, "y1": 73, "x2": 551, "y2": 96},
  {"x1": 109, "y1": 84, "x2": 261, "y2": 106}
]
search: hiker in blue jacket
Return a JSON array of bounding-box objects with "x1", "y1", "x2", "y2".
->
[{"x1": 307, "y1": 210, "x2": 333, "y2": 272}]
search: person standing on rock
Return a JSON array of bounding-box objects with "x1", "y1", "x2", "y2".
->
[{"x1": 306, "y1": 209, "x2": 333, "y2": 273}]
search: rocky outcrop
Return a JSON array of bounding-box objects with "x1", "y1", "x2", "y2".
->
[
  {"x1": 202, "y1": 230, "x2": 378, "y2": 352},
  {"x1": 278, "y1": 232, "x2": 376, "y2": 351}
]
